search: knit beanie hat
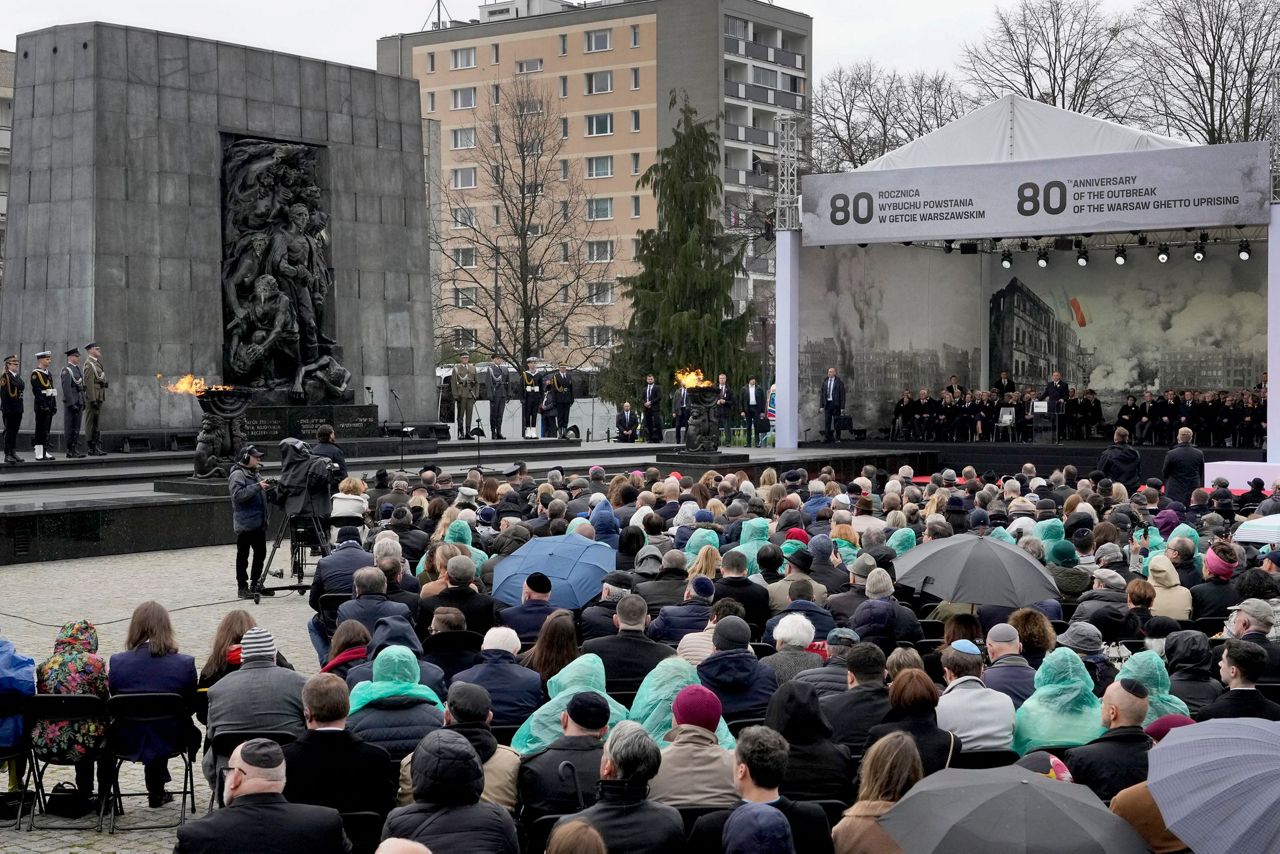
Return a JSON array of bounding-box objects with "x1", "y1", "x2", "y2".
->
[
  {"x1": 240, "y1": 627, "x2": 276, "y2": 662},
  {"x1": 865, "y1": 567, "x2": 894, "y2": 599},
  {"x1": 672, "y1": 685, "x2": 723, "y2": 733}
]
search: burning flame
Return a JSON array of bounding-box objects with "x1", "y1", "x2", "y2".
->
[
  {"x1": 674, "y1": 368, "x2": 713, "y2": 389},
  {"x1": 158, "y1": 373, "x2": 234, "y2": 396}
]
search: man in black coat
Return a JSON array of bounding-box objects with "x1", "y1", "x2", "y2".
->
[
  {"x1": 672, "y1": 384, "x2": 691, "y2": 443},
  {"x1": 517, "y1": 693, "x2": 609, "y2": 823},
  {"x1": 310, "y1": 424, "x2": 347, "y2": 479},
  {"x1": 1195, "y1": 640, "x2": 1280, "y2": 721},
  {"x1": 714, "y1": 372, "x2": 735, "y2": 443},
  {"x1": 419, "y1": 555, "x2": 499, "y2": 635},
  {"x1": 1041, "y1": 370, "x2": 1067, "y2": 440},
  {"x1": 615, "y1": 401, "x2": 639, "y2": 442},
  {"x1": 740, "y1": 377, "x2": 766, "y2": 447},
  {"x1": 1229, "y1": 599, "x2": 1280, "y2": 682},
  {"x1": 1162, "y1": 427, "x2": 1205, "y2": 506},
  {"x1": 307, "y1": 527, "x2": 376, "y2": 662},
  {"x1": 579, "y1": 574, "x2": 634, "y2": 641},
  {"x1": 1097, "y1": 427, "x2": 1143, "y2": 494},
  {"x1": 335, "y1": 568, "x2": 411, "y2": 637},
  {"x1": 819, "y1": 643, "x2": 890, "y2": 751},
  {"x1": 175, "y1": 739, "x2": 351, "y2": 854},
  {"x1": 688, "y1": 725, "x2": 833, "y2": 854},
  {"x1": 1065, "y1": 679, "x2": 1152, "y2": 803},
  {"x1": 640, "y1": 372, "x2": 664, "y2": 443},
  {"x1": 818, "y1": 366, "x2": 846, "y2": 443},
  {"x1": 282, "y1": 674, "x2": 394, "y2": 817},
  {"x1": 496, "y1": 572, "x2": 559, "y2": 642},
  {"x1": 713, "y1": 551, "x2": 771, "y2": 634},
  {"x1": 581, "y1": 594, "x2": 675, "y2": 693}
]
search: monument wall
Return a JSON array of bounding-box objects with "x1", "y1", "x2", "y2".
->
[{"x1": 1, "y1": 23, "x2": 437, "y2": 431}]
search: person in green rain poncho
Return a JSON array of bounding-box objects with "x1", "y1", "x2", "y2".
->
[
  {"x1": 627, "y1": 657, "x2": 734, "y2": 749},
  {"x1": 887, "y1": 527, "x2": 916, "y2": 558},
  {"x1": 511, "y1": 654, "x2": 629, "y2": 754},
  {"x1": 1012, "y1": 648, "x2": 1106, "y2": 755},
  {"x1": 1115, "y1": 651, "x2": 1189, "y2": 726},
  {"x1": 726, "y1": 517, "x2": 770, "y2": 576}
]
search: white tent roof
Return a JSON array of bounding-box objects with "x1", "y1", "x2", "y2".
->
[{"x1": 857, "y1": 94, "x2": 1191, "y2": 172}]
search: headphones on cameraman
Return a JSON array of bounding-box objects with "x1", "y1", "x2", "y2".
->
[{"x1": 239, "y1": 444, "x2": 263, "y2": 465}]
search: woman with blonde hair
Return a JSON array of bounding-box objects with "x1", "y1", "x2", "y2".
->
[
  {"x1": 689, "y1": 544, "x2": 721, "y2": 580},
  {"x1": 885, "y1": 509, "x2": 907, "y2": 530},
  {"x1": 606, "y1": 474, "x2": 630, "y2": 506},
  {"x1": 330, "y1": 476, "x2": 369, "y2": 522},
  {"x1": 429, "y1": 505, "x2": 460, "y2": 542},
  {"x1": 706, "y1": 497, "x2": 727, "y2": 519},
  {"x1": 758, "y1": 467, "x2": 779, "y2": 489},
  {"x1": 831, "y1": 730, "x2": 922, "y2": 853},
  {"x1": 764, "y1": 483, "x2": 787, "y2": 515}
]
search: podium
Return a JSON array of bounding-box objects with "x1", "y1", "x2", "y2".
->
[{"x1": 1032, "y1": 400, "x2": 1061, "y2": 444}]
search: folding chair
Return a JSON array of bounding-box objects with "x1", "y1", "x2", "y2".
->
[
  {"x1": 103, "y1": 693, "x2": 197, "y2": 833},
  {"x1": 206, "y1": 729, "x2": 297, "y2": 812},
  {"x1": 0, "y1": 692, "x2": 33, "y2": 830},
  {"x1": 726, "y1": 717, "x2": 766, "y2": 738},
  {"x1": 340, "y1": 810, "x2": 384, "y2": 854},
  {"x1": 995, "y1": 407, "x2": 1016, "y2": 442}
]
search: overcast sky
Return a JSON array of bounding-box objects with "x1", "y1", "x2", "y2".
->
[{"x1": 3, "y1": 0, "x2": 1141, "y2": 82}]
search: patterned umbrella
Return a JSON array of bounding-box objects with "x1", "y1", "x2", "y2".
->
[{"x1": 1147, "y1": 717, "x2": 1280, "y2": 854}]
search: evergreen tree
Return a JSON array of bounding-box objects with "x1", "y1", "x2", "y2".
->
[{"x1": 602, "y1": 92, "x2": 753, "y2": 403}]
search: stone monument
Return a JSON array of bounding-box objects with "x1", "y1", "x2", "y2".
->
[{"x1": 1, "y1": 23, "x2": 437, "y2": 439}]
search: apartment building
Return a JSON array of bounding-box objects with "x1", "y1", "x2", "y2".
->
[{"x1": 378, "y1": 0, "x2": 811, "y2": 368}]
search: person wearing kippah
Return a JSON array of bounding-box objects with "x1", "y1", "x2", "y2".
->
[
  {"x1": 1063, "y1": 679, "x2": 1153, "y2": 802},
  {"x1": 936, "y1": 640, "x2": 1016, "y2": 751}
]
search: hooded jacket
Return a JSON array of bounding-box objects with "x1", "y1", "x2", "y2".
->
[
  {"x1": 382, "y1": 729, "x2": 519, "y2": 854},
  {"x1": 444, "y1": 519, "x2": 489, "y2": 567},
  {"x1": 227, "y1": 461, "x2": 269, "y2": 533},
  {"x1": 697, "y1": 648, "x2": 779, "y2": 721},
  {"x1": 1115, "y1": 651, "x2": 1190, "y2": 725},
  {"x1": 344, "y1": 615, "x2": 446, "y2": 697},
  {"x1": 769, "y1": 510, "x2": 806, "y2": 546},
  {"x1": 1163, "y1": 630, "x2": 1225, "y2": 715},
  {"x1": 684, "y1": 527, "x2": 722, "y2": 560},
  {"x1": 635, "y1": 567, "x2": 690, "y2": 610},
  {"x1": 728, "y1": 518, "x2": 772, "y2": 575},
  {"x1": 1049, "y1": 563, "x2": 1093, "y2": 598},
  {"x1": 1147, "y1": 556, "x2": 1192, "y2": 620},
  {"x1": 764, "y1": 681, "x2": 856, "y2": 803},
  {"x1": 478, "y1": 524, "x2": 530, "y2": 589},
  {"x1": 633, "y1": 544, "x2": 664, "y2": 578},
  {"x1": 32, "y1": 620, "x2": 105, "y2": 759},
  {"x1": 1012, "y1": 648, "x2": 1106, "y2": 755},
  {"x1": 590, "y1": 501, "x2": 621, "y2": 550},
  {"x1": 1097, "y1": 442, "x2": 1142, "y2": 494},
  {"x1": 510, "y1": 655, "x2": 630, "y2": 755},
  {"x1": 347, "y1": 646, "x2": 444, "y2": 761}
]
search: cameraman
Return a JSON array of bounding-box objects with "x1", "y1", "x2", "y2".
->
[
  {"x1": 311, "y1": 423, "x2": 347, "y2": 480},
  {"x1": 229, "y1": 445, "x2": 275, "y2": 599}
]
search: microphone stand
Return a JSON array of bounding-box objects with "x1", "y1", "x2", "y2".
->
[{"x1": 390, "y1": 389, "x2": 412, "y2": 474}]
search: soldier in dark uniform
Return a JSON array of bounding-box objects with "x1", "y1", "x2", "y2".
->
[
  {"x1": 487, "y1": 355, "x2": 509, "y2": 440},
  {"x1": 550, "y1": 364, "x2": 574, "y2": 439},
  {"x1": 29, "y1": 350, "x2": 58, "y2": 461},
  {"x1": 1, "y1": 354, "x2": 25, "y2": 464},
  {"x1": 641, "y1": 373, "x2": 663, "y2": 443},
  {"x1": 520, "y1": 358, "x2": 541, "y2": 439},
  {"x1": 61, "y1": 348, "x2": 86, "y2": 458}
]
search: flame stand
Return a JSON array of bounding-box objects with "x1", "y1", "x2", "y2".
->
[{"x1": 655, "y1": 387, "x2": 749, "y2": 466}]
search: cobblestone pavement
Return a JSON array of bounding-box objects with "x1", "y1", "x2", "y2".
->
[{"x1": 0, "y1": 544, "x2": 319, "y2": 852}]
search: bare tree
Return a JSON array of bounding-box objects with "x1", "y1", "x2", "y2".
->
[
  {"x1": 811, "y1": 62, "x2": 970, "y2": 171},
  {"x1": 1130, "y1": 0, "x2": 1279, "y2": 144},
  {"x1": 432, "y1": 73, "x2": 615, "y2": 367},
  {"x1": 960, "y1": 0, "x2": 1139, "y2": 121}
]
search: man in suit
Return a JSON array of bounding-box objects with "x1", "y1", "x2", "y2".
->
[
  {"x1": 1194, "y1": 639, "x2": 1280, "y2": 721},
  {"x1": 306, "y1": 526, "x2": 375, "y2": 663},
  {"x1": 993, "y1": 369, "x2": 1016, "y2": 397},
  {"x1": 819, "y1": 366, "x2": 846, "y2": 443},
  {"x1": 714, "y1": 373, "x2": 735, "y2": 444},
  {"x1": 419, "y1": 555, "x2": 499, "y2": 636},
  {"x1": 615, "y1": 401, "x2": 638, "y2": 442},
  {"x1": 60, "y1": 348, "x2": 86, "y2": 458},
  {"x1": 28, "y1": 350, "x2": 57, "y2": 461},
  {"x1": 1041, "y1": 370, "x2": 1067, "y2": 442},
  {"x1": 282, "y1": 674, "x2": 393, "y2": 817},
  {"x1": 82, "y1": 342, "x2": 108, "y2": 455},
  {"x1": 1135, "y1": 391, "x2": 1158, "y2": 445},
  {"x1": 497, "y1": 572, "x2": 558, "y2": 642},
  {"x1": 551, "y1": 364, "x2": 574, "y2": 438},
  {"x1": 943, "y1": 374, "x2": 965, "y2": 399},
  {"x1": 740, "y1": 377, "x2": 765, "y2": 448},
  {"x1": 581, "y1": 594, "x2": 676, "y2": 694},
  {"x1": 177, "y1": 738, "x2": 351, "y2": 854},
  {"x1": 641, "y1": 372, "x2": 663, "y2": 442},
  {"x1": 334, "y1": 568, "x2": 412, "y2": 637},
  {"x1": 452, "y1": 353, "x2": 478, "y2": 438},
  {"x1": 0, "y1": 354, "x2": 24, "y2": 464},
  {"x1": 520, "y1": 358, "x2": 541, "y2": 439},
  {"x1": 673, "y1": 384, "x2": 691, "y2": 443},
  {"x1": 487, "y1": 355, "x2": 509, "y2": 440}
]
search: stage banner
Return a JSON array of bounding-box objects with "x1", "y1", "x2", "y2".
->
[{"x1": 800, "y1": 141, "x2": 1271, "y2": 246}]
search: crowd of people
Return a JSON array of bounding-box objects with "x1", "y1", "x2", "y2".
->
[
  {"x1": 888, "y1": 370, "x2": 1269, "y2": 447},
  {"x1": 5, "y1": 453, "x2": 1280, "y2": 853}
]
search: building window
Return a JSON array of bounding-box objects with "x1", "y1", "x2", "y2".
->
[
  {"x1": 450, "y1": 127, "x2": 476, "y2": 149},
  {"x1": 585, "y1": 29, "x2": 612, "y2": 53},
  {"x1": 559, "y1": 76, "x2": 568, "y2": 98},
  {"x1": 586, "y1": 198, "x2": 613, "y2": 221},
  {"x1": 631, "y1": 152, "x2": 641, "y2": 174},
  {"x1": 587, "y1": 240, "x2": 614, "y2": 262},
  {"x1": 451, "y1": 207, "x2": 476, "y2": 229},
  {"x1": 491, "y1": 84, "x2": 501, "y2": 105},
  {"x1": 561, "y1": 327, "x2": 570, "y2": 346},
  {"x1": 725, "y1": 16, "x2": 748, "y2": 39},
  {"x1": 451, "y1": 47, "x2": 476, "y2": 70},
  {"x1": 560, "y1": 242, "x2": 570, "y2": 262},
  {"x1": 783, "y1": 73, "x2": 804, "y2": 94},
  {"x1": 585, "y1": 113, "x2": 613, "y2": 136},
  {"x1": 589, "y1": 281, "x2": 614, "y2": 305},
  {"x1": 632, "y1": 237, "x2": 641, "y2": 257},
  {"x1": 516, "y1": 98, "x2": 544, "y2": 116},
  {"x1": 427, "y1": 52, "x2": 436, "y2": 72},
  {"x1": 561, "y1": 117, "x2": 569, "y2": 139},
  {"x1": 560, "y1": 159, "x2": 569, "y2": 180},
  {"x1": 454, "y1": 286, "x2": 478, "y2": 307},
  {"x1": 526, "y1": 223, "x2": 544, "y2": 237},
  {"x1": 630, "y1": 110, "x2": 640, "y2": 132},
  {"x1": 452, "y1": 167, "x2": 477, "y2": 189},
  {"x1": 493, "y1": 205, "x2": 502, "y2": 226},
  {"x1": 588, "y1": 326, "x2": 615, "y2": 346},
  {"x1": 752, "y1": 67, "x2": 778, "y2": 88},
  {"x1": 490, "y1": 44, "x2": 500, "y2": 64},
  {"x1": 452, "y1": 246, "x2": 477, "y2": 268},
  {"x1": 630, "y1": 24, "x2": 640, "y2": 47},
  {"x1": 454, "y1": 328, "x2": 479, "y2": 349},
  {"x1": 426, "y1": 92, "x2": 436, "y2": 112},
  {"x1": 521, "y1": 181, "x2": 544, "y2": 198},
  {"x1": 558, "y1": 34, "x2": 568, "y2": 56},
  {"x1": 630, "y1": 68, "x2": 640, "y2": 90},
  {"x1": 586, "y1": 155, "x2": 613, "y2": 178},
  {"x1": 516, "y1": 58, "x2": 544, "y2": 74},
  {"x1": 631, "y1": 195, "x2": 641, "y2": 218},
  {"x1": 560, "y1": 200, "x2": 570, "y2": 221},
  {"x1": 452, "y1": 87, "x2": 476, "y2": 109},
  {"x1": 585, "y1": 70, "x2": 613, "y2": 95}
]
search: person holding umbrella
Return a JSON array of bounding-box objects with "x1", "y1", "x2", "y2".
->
[{"x1": 1013, "y1": 648, "x2": 1106, "y2": 755}]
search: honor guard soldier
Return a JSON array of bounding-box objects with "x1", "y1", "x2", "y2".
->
[
  {"x1": 521, "y1": 358, "x2": 541, "y2": 439},
  {"x1": 29, "y1": 350, "x2": 58, "y2": 461},
  {"x1": 61, "y1": 348, "x2": 86, "y2": 458},
  {"x1": 1, "y1": 354, "x2": 25, "y2": 464},
  {"x1": 83, "y1": 342, "x2": 109, "y2": 456}
]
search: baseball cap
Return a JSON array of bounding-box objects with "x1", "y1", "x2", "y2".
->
[{"x1": 1093, "y1": 543, "x2": 1124, "y2": 566}]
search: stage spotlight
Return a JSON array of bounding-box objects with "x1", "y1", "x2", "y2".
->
[
  {"x1": 1114, "y1": 246, "x2": 1127, "y2": 265},
  {"x1": 1000, "y1": 249, "x2": 1012, "y2": 269},
  {"x1": 1239, "y1": 240, "x2": 1251, "y2": 261},
  {"x1": 1019, "y1": 240, "x2": 1029, "y2": 251},
  {"x1": 1157, "y1": 244, "x2": 1169, "y2": 263},
  {"x1": 1077, "y1": 248, "x2": 1089, "y2": 267},
  {"x1": 943, "y1": 240, "x2": 953, "y2": 254},
  {"x1": 1137, "y1": 233, "x2": 1148, "y2": 246},
  {"x1": 1193, "y1": 242, "x2": 1205, "y2": 262},
  {"x1": 1036, "y1": 247, "x2": 1049, "y2": 268}
]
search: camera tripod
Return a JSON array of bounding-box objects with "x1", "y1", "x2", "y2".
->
[{"x1": 252, "y1": 513, "x2": 331, "y2": 604}]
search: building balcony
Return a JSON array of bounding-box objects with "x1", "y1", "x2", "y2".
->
[
  {"x1": 724, "y1": 167, "x2": 771, "y2": 189},
  {"x1": 723, "y1": 37, "x2": 806, "y2": 71},
  {"x1": 724, "y1": 122, "x2": 774, "y2": 146},
  {"x1": 745, "y1": 254, "x2": 775, "y2": 275},
  {"x1": 723, "y1": 80, "x2": 804, "y2": 111}
]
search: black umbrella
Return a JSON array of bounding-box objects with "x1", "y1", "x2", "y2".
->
[
  {"x1": 893, "y1": 535, "x2": 1059, "y2": 607},
  {"x1": 879, "y1": 767, "x2": 1147, "y2": 853}
]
